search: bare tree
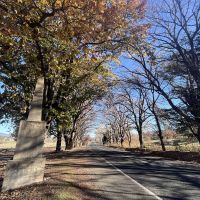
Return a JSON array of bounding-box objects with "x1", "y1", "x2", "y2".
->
[
  {"x1": 118, "y1": 87, "x2": 149, "y2": 149},
  {"x1": 146, "y1": 86, "x2": 166, "y2": 151},
  {"x1": 73, "y1": 107, "x2": 95, "y2": 147},
  {"x1": 63, "y1": 101, "x2": 95, "y2": 149},
  {"x1": 103, "y1": 94, "x2": 132, "y2": 147},
  {"x1": 122, "y1": 0, "x2": 200, "y2": 142},
  {"x1": 150, "y1": 0, "x2": 200, "y2": 141}
]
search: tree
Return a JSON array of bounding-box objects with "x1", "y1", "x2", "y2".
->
[
  {"x1": 150, "y1": 0, "x2": 200, "y2": 141},
  {"x1": 0, "y1": 0, "x2": 147, "y2": 117},
  {"x1": 118, "y1": 87, "x2": 149, "y2": 148},
  {"x1": 72, "y1": 106, "x2": 95, "y2": 147},
  {"x1": 103, "y1": 93, "x2": 133, "y2": 147},
  {"x1": 120, "y1": 66, "x2": 167, "y2": 150},
  {"x1": 121, "y1": 0, "x2": 200, "y2": 143},
  {"x1": 145, "y1": 85, "x2": 166, "y2": 151},
  {"x1": 0, "y1": 0, "x2": 148, "y2": 150},
  {"x1": 51, "y1": 63, "x2": 114, "y2": 151}
]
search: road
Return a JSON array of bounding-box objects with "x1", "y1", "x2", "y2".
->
[{"x1": 70, "y1": 144, "x2": 200, "y2": 200}]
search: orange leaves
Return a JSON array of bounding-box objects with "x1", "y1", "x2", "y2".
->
[
  {"x1": 0, "y1": 0, "x2": 148, "y2": 77},
  {"x1": 52, "y1": 0, "x2": 147, "y2": 46},
  {"x1": 97, "y1": 0, "x2": 106, "y2": 13}
]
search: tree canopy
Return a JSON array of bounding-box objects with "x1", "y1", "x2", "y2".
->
[{"x1": 0, "y1": 0, "x2": 147, "y2": 150}]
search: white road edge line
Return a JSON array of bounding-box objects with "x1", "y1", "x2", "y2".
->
[{"x1": 103, "y1": 158, "x2": 163, "y2": 200}]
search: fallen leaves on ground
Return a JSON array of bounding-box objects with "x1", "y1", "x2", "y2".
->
[{"x1": 0, "y1": 147, "x2": 100, "y2": 200}]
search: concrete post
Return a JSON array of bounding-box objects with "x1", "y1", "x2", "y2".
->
[
  {"x1": 27, "y1": 78, "x2": 44, "y2": 122},
  {"x1": 2, "y1": 77, "x2": 46, "y2": 191}
]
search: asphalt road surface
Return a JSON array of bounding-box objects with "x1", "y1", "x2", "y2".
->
[{"x1": 73, "y1": 144, "x2": 200, "y2": 200}]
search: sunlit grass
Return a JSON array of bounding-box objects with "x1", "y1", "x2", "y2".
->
[
  {"x1": 110, "y1": 136, "x2": 200, "y2": 152},
  {"x1": 0, "y1": 137, "x2": 16, "y2": 148},
  {"x1": 0, "y1": 137, "x2": 61, "y2": 149}
]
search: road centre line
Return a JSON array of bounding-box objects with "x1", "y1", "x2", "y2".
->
[{"x1": 103, "y1": 158, "x2": 163, "y2": 200}]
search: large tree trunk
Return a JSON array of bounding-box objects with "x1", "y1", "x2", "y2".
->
[
  {"x1": 64, "y1": 134, "x2": 70, "y2": 150},
  {"x1": 128, "y1": 134, "x2": 132, "y2": 147},
  {"x1": 56, "y1": 130, "x2": 62, "y2": 152},
  {"x1": 64, "y1": 132, "x2": 73, "y2": 150},
  {"x1": 153, "y1": 112, "x2": 166, "y2": 151},
  {"x1": 68, "y1": 137, "x2": 73, "y2": 149},
  {"x1": 158, "y1": 130, "x2": 166, "y2": 151},
  {"x1": 120, "y1": 137, "x2": 124, "y2": 147},
  {"x1": 64, "y1": 136, "x2": 73, "y2": 149},
  {"x1": 138, "y1": 131, "x2": 144, "y2": 149},
  {"x1": 196, "y1": 126, "x2": 200, "y2": 143}
]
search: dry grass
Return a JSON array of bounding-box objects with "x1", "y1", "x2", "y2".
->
[
  {"x1": 0, "y1": 137, "x2": 59, "y2": 149},
  {"x1": 0, "y1": 138, "x2": 16, "y2": 149},
  {"x1": 109, "y1": 137, "x2": 200, "y2": 164},
  {"x1": 115, "y1": 136, "x2": 200, "y2": 152}
]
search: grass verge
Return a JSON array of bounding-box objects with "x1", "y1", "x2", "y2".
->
[{"x1": 0, "y1": 148, "x2": 98, "y2": 200}]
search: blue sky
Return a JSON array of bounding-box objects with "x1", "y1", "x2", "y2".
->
[
  {"x1": 0, "y1": 83, "x2": 13, "y2": 134},
  {"x1": 0, "y1": 85, "x2": 12, "y2": 134},
  {"x1": 0, "y1": 123, "x2": 12, "y2": 134}
]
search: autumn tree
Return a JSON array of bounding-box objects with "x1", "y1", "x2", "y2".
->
[
  {"x1": 0, "y1": 0, "x2": 147, "y2": 150},
  {"x1": 0, "y1": 0, "x2": 147, "y2": 116},
  {"x1": 72, "y1": 106, "x2": 95, "y2": 147},
  {"x1": 51, "y1": 62, "x2": 114, "y2": 151}
]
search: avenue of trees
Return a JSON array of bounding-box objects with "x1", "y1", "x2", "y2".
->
[
  {"x1": 0, "y1": 0, "x2": 199, "y2": 152},
  {"x1": 0, "y1": 0, "x2": 147, "y2": 151},
  {"x1": 97, "y1": 0, "x2": 200, "y2": 151}
]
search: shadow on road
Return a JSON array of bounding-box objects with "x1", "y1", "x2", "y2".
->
[
  {"x1": 45, "y1": 147, "x2": 200, "y2": 200},
  {"x1": 0, "y1": 147, "x2": 200, "y2": 199}
]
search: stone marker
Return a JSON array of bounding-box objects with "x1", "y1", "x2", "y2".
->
[
  {"x1": 27, "y1": 77, "x2": 44, "y2": 122},
  {"x1": 2, "y1": 77, "x2": 46, "y2": 191},
  {"x1": 2, "y1": 157, "x2": 45, "y2": 190},
  {"x1": 13, "y1": 121, "x2": 46, "y2": 160}
]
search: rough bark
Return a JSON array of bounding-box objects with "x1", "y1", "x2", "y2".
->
[
  {"x1": 56, "y1": 130, "x2": 62, "y2": 152},
  {"x1": 196, "y1": 126, "x2": 200, "y2": 143},
  {"x1": 138, "y1": 131, "x2": 144, "y2": 149},
  {"x1": 64, "y1": 132, "x2": 73, "y2": 150},
  {"x1": 153, "y1": 111, "x2": 166, "y2": 151}
]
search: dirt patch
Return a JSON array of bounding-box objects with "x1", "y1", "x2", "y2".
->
[{"x1": 0, "y1": 148, "x2": 100, "y2": 200}]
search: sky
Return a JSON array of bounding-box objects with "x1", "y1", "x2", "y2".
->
[
  {"x1": 0, "y1": 123, "x2": 12, "y2": 135},
  {"x1": 0, "y1": 85, "x2": 12, "y2": 134}
]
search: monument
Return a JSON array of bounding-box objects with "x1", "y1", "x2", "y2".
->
[{"x1": 2, "y1": 77, "x2": 46, "y2": 191}]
